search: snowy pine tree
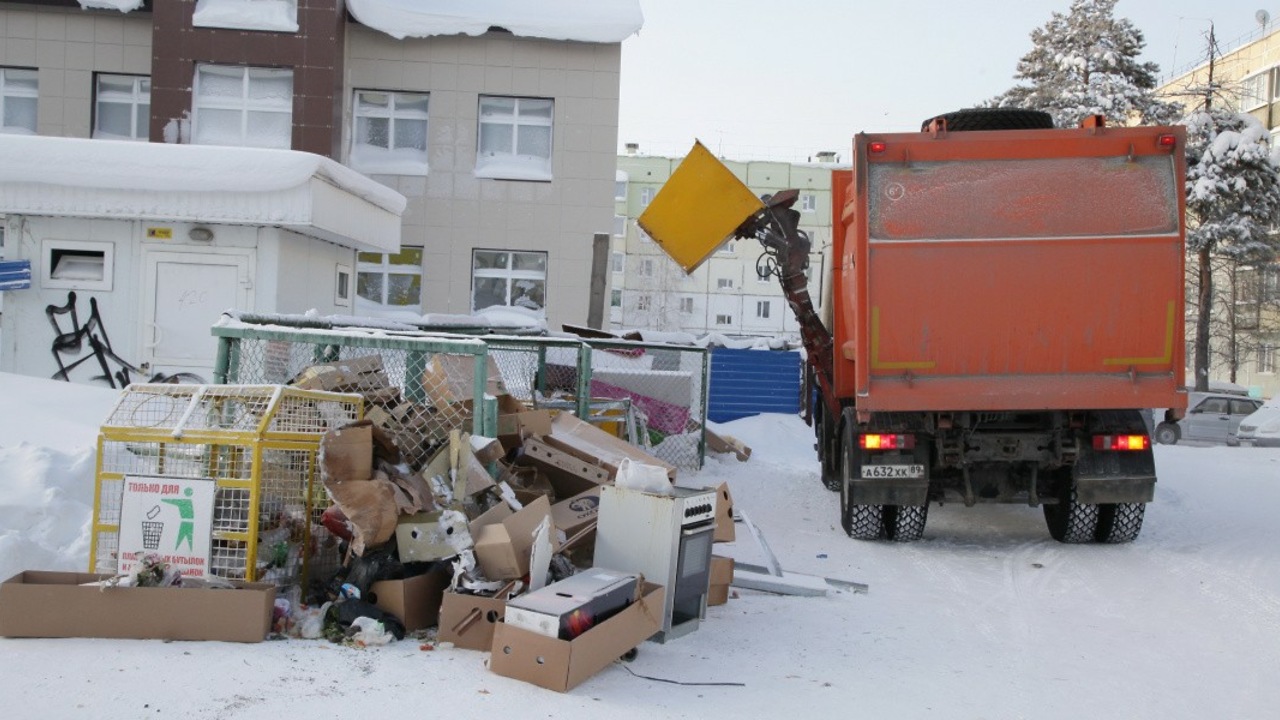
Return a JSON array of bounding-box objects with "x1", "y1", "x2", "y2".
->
[
  {"x1": 1184, "y1": 108, "x2": 1280, "y2": 390},
  {"x1": 991, "y1": 0, "x2": 1179, "y2": 128}
]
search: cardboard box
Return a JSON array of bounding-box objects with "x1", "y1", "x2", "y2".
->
[
  {"x1": 520, "y1": 438, "x2": 611, "y2": 498},
  {"x1": 706, "y1": 429, "x2": 752, "y2": 462},
  {"x1": 550, "y1": 488, "x2": 601, "y2": 539},
  {"x1": 469, "y1": 496, "x2": 552, "y2": 580},
  {"x1": 438, "y1": 587, "x2": 515, "y2": 650},
  {"x1": 707, "y1": 555, "x2": 733, "y2": 606},
  {"x1": 422, "y1": 354, "x2": 507, "y2": 408},
  {"x1": 713, "y1": 482, "x2": 736, "y2": 543},
  {"x1": 0, "y1": 571, "x2": 274, "y2": 643},
  {"x1": 370, "y1": 565, "x2": 451, "y2": 632},
  {"x1": 489, "y1": 582, "x2": 665, "y2": 692},
  {"x1": 294, "y1": 355, "x2": 388, "y2": 392},
  {"x1": 497, "y1": 410, "x2": 555, "y2": 453},
  {"x1": 542, "y1": 412, "x2": 677, "y2": 480},
  {"x1": 395, "y1": 510, "x2": 455, "y2": 563},
  {"x1": 471, "y1": 435, "x2": 505, "y2": 465},
  {"x1": 710, "y1": 555, "x2": 734, "y2": 585}
]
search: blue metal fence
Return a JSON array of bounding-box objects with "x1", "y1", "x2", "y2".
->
[{"x1": 708, "y1": 348, "x2": 801, "y2": 423}]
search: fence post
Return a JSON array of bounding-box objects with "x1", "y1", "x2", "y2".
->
[{"x1": 576, "y1": 343, "x2": 592, "y2": 420}]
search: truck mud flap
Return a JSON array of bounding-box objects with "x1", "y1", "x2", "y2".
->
[
  {"x1": 848, "y1": 479, "x2": 929, "y2": 506},
  {"x1": 1073, "y1": 447, "x2": 1156, "y2": 505}
]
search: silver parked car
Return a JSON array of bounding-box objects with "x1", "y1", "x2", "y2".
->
[
  {"x1": 1236, "y1": 398, "x2": 1280, "y2": 447},
  {"x1": 1154, "y1": 392, "x2": 1263, "y2": 445}
]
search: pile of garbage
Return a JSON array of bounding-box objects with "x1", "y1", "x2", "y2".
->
[{"x1": 279, "y1": 353, "x2": 745, "y2": 658}]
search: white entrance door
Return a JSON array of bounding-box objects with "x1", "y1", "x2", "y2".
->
[{"x1": 142, "y1": 251, "x2": 252, "y2": 374}]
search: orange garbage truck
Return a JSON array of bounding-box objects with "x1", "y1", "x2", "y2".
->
[{"x1": 639, "y1": 108, "x2": 1187, "y2": 543}]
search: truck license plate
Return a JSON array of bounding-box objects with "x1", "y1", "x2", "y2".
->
[{"x1": 861, "y1": 464, "x2": 924, "y2": 479}]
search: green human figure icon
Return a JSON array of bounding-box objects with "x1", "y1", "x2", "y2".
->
[{"x1": 162, "y1": 487, "x2": 196, "y2": 552}]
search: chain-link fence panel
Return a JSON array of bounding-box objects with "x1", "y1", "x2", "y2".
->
[
  {"x1": 582, "y1": 340, "x2": 709, "y2": 471},
  {"x1": 485, "y1": 337, "x2": 588, "y2": 410},
  {"x1": 213, "y1": 320, "x2": 493, "y2": 470}
]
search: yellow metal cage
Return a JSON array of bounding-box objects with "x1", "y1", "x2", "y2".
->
[{"x1": 90, "y1": 384, "x2": 364, "y2": 589}]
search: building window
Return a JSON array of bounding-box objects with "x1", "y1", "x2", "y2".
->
[
  {"x1": 192, "y1": 0, "x2": 299, "y2": 33},
  {"x1": 639, "y1": 228, "x2": 653, "y2": 244},
  {"x1": 640, "y1": 187, "x2": 656, "y2": 207},
  {"x1": 476, "y1": 96, "x2": 553, "y2": 181},
  {"x1": 679, "y1": 297, "x2": 694, "y2": 314},
  {"x1": 639, "y1": 258, "x2": 655, "y2": 277},
  {"x1": 94, "y1": 74, "x2": 150, "y2": 141},
  {"x1": 41, "y1": 239, "x2": 114, "y2": 291},
  {"x1": 613, "y1": 215, "x2": 626, "y2": 237},
  {"x1": 351, "y1": 90, "x2": 429, "y2": 175},
  {"x1": 801, "y1": 193, "x2": 816, "y2": 212},
  {"x1": 717, "y1": 278, "x2": 734, "y2": 289},
  {"x1": 472, "y1": 249, "x2": 547, "y2": 314},
  {"x1": 757, "y1": 265, "x2": 772, "y2": 283},
  {"x1": 0, "y1": 67, "x2": 38, "y2": 134},
  {"x1": 756, "y1": 300, "x2": 771, "y2": 318},
  {"x1": 611, "y1": 251, "x2": 624, "y2": 273},
  {"x1": 335, "y1": 264, "x2": 352, "y2": 307},
  {"x1": 715, "y1": 241, "x2": 736, "y2": 256},
  {"x1": 636, "y1": 294, "x2": 651, "y2": 311},
  {"x1": 193, "y1": 64, "x2": 294, "y2": 148},
  {"x1": 715, "y1": 313, "x2": 732, "y2": 325},
  {"x1": 615, "y1": 176, "x2": 627, "y2": 201},
  {"x1": 1261, "y1": 346, "x2": 1277, "y2": 374},
  {"x1": 357, "y1": 247, "x2": 422, "y2": 310},
  {"x1": 610, "y1": 289, "x2": 622, "y2": 308},
  {"x1": 1241, "y1": 70, "x2": 1271, "y2": 110}
]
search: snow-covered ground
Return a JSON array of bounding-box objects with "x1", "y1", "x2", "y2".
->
[{"x1": 1, "y1": 371, "x2": 1278, "y2": 719}]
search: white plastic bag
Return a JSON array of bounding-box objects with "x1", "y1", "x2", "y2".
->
[{"x1": 615, "y1": 457, "x2": 674, "y2": 496}]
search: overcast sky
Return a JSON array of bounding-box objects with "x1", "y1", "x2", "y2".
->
[{"x1": 617, "y1": 0, "x2": 1273, "y2": 162}]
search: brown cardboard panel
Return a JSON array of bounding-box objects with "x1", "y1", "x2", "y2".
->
[
  {"x1": 464, "y1": 452, "x2": 497, "y2": 497},
  {"x1": 489, "y1": 582, "x2": 665, "y2": 692},
  {"x1": 497, "y1": 410, "x2": 555, "y2": 452},
  {"x1": 706, "y1": 428, "x2": 752, "y2": 461},
  {"x1": 710, "y1": 555, "x2": 734, "y2": 586},
  {"x1": 469, "y1": 496, "x2": 552, "y2": 580},
  {"x1": 707, "y1": 583, "x2": 729, "y2": 606},
  {"x1": 713, "y1": 482, "x2": 736, "y2": 543},
  {"x1": 437, "y1": 590, "x2": 510, "y2": 651},
  {"x1": 422, "y1": 354, "x2": 507, "y2": 408},
  {"x1": 395, "y1": 511, "x2": 455, "y2": 563},
  {"x1": 0, "y1": 571, "x2": 274, "y2": 643},
  {"x1": 471, "y1": 435, "x2": 505, "y2": 465},
  {"x1": 370, "y1": 566, "x2": 451, "y2": 631},
  {"x1": 321, "y1": 422, "x2": 373, "y2": 482},
  {"x1": 519, "y1": 438, "x2": 611, "y2": 498},
  {"x1": 543, "y1": 412, "x2": 677, "y2": 480}
]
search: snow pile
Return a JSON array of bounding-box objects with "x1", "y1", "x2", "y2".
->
[
  {"x1": 0, "y1": 134, "x2": 406, "y2": 216},
  {"x1": 76, "y1": 0, "x2": 142, "y2": 11},
  {"x1": 346, "y1": 0, "x2": 642, "y2": 42}
]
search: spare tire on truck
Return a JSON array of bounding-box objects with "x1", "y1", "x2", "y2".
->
[{"x1": 921, "y1": 108, "x2": 1055, "y2": 132}]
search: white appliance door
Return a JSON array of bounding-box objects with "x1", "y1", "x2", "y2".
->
[{"x1": 143, "y1": 252, "x2": 252, "y2": 370}]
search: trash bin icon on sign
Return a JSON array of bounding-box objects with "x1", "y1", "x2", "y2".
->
[{"x1": 141, "y1": 505, "x2": 164, "y2": 550}]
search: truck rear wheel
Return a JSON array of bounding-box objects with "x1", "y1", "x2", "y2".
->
[
  {"x1": 884, "y1": 504, "x2": 928, "y2": 542},
  {"x1": 1043, "y1": 481, "x2": 1099, "y2": 543},
  {"x1": 1095, "y1": 502, "x2": 1146, "y2": 543},
  {"x1": 921, "y1": 108, "x2": 1056, "y2": 131},
  {"x1": 840, "y1": 419, "x2": 885, "y2": 539}
]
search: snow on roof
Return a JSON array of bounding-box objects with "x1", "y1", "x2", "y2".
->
[
  {"x1": 0, "y1": 135, "x2": 407, "y2": 252},
  {"x1": 77, "y1": 0, "x2": 143, "y2": 11},
  {"x1": 345, "y1": 0, "x2": 643, "y2": 42}
]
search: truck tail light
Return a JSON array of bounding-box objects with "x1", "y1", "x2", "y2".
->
[
  {"x1": 867, "y1": 141, "x2": 887, "y2": 154},
  {"x1": 1092, "y1": 434, "x2": 1149, "y2": 451},
  {"x1": 860, "y1": 433, "x2": 915, "y2": 450},
  {"x1": 1157, "y1": 134, "x2": 1177, "y2": 147}
]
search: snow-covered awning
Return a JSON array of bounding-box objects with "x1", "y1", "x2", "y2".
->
[
  {"x1": 0, "y1": 135, "x2": 407, "y2": 253},
  {"x1": 345, "y1": 0, "x2": 643, "y2": 42}
]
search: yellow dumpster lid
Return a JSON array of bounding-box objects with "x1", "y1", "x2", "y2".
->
[{"x1": 637, "y1": 141, "x2": 765, "y2": 274}]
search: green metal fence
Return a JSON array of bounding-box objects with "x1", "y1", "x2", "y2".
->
[
  {"x1": 210, "y1": 314, "x2": 709, "y2": 472},
  {"x1": 212, "y1": 318, "x2": 496, "y2": 470}
]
